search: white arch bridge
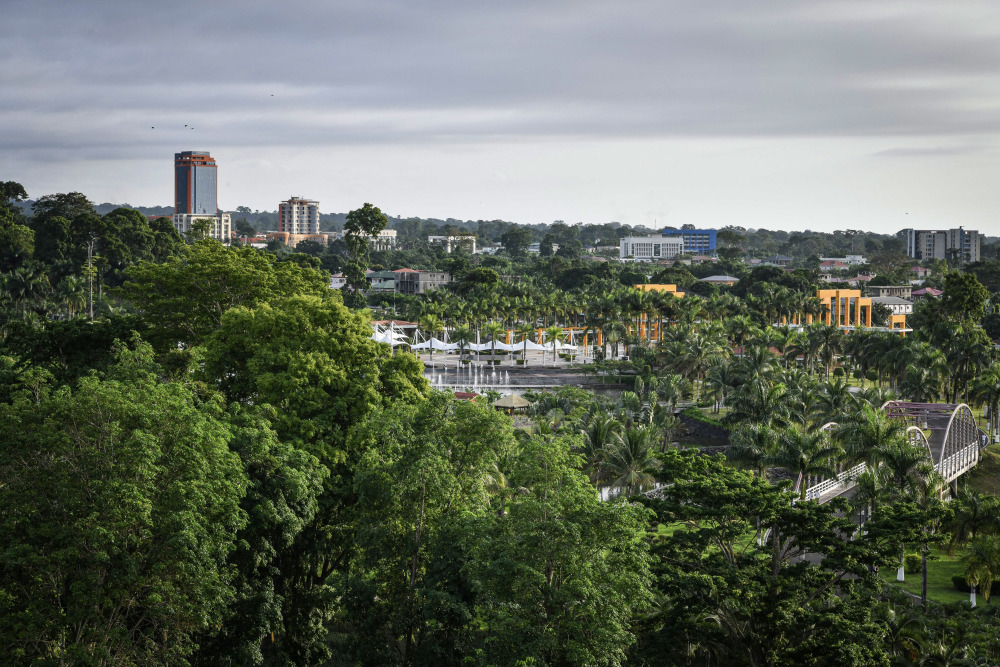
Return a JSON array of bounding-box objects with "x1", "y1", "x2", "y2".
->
[{"x1": 802, "y1": 402, "x2": 988, "y2": 504}]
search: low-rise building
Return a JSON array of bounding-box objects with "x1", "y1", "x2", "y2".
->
[
  {"x1": 172, "y1": 213, "x2": 232, "y2": 241},
  {"x1": 819, "y1": 254, "x2": 867, "y2": 266},
  {"x1": 762, "y1": 255, "x2": 793, "y2": 267},
  {"x1": 619, "y1": 236, "x2": 684, "y2": 262},
  {"x1": 330, "y1": 273, "x2": 347, "y2": 289},
  {"x1": 911, "y1": 287, "x2": 943, "y2": 300},
  {"x1": 870, "y1": 296, "x2": 914, "y2": 316},
  {"x1": 366, "y1": 270, "x2": 397, "y2": 292},
  {"x1": 265, "y1": 231, "x2": 335, "y2": 247},
  {"x1": 866, "y1": 285, "x2": 913, "y2": 299},
  {"x1": 819, "y1": 260, "x2": 850, "y2": 271},
  {"x1": 393, "y1": 268, "x2": 450, "y2": 295},
  {"x1": 428, "y1": 235, "x2": 477, "y2": 253}
]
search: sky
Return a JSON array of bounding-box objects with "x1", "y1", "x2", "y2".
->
[{"x1": 2, "y1": 0, "x2": 1000, "y2": 233}]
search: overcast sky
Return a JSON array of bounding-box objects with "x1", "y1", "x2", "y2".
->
[{"x1": 3, "y1": 0, "x2": 1000, "y2": 232}]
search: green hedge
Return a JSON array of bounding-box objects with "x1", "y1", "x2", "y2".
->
[
  {"x1": 904, "y1": 553, "x2": 921, "y2": 574},
  {"x1": 681, "y1": 407, "x2": 724, "y2": 428},
  {"x1": 952, "y1": 575, "x2": 1000, "y2": 594}
]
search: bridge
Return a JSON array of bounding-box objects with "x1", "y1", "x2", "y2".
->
[{"x1": 802, "y1": 402, "x2": 986, "y2": 504}]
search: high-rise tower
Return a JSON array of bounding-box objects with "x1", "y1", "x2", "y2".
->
[
  {"x1": 172, "y1": 151, "x2": 230, "y2": 240},
  {"x1": 174, "y1": 151, "x2": 218, "y2": 215},
  {"x1": 278, "y1": 197, "x2": 320, "y2": 234}
]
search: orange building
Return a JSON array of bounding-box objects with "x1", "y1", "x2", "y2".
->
[{"x1": 785, "y1": 288, "x2": 907, "y2": 333}]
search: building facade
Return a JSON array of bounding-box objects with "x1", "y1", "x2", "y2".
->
[
  {"x1": 428, "y1": 235, "x2": 477, "y2": 254},
  {"x1": 619, "y1": 236, "x2": 684, "y2": 261},
  {"x1": 904, "y1": 227, "x2": 980, "y2": 263},
  {"x1": 171, "y1": 212, "x2": 232, "y2": 241},
  {"x1": 870, "y1": 296, "x2": 914, "y2": 316},
  {"x1": 264, "y1": 231, "x2": 334, "y2": 247},
  {"x1": 173, "y1": 150, "x2": 231, "y2": 240},
  {"x1": 278, "y1": 197, "x2": 320, "y2": 234},
  {"x1": 393, "y1": 268, "x2": 450, "y2": 295},
  {"x1": 661, "y1": 228, "x2": 716, "y2": 254},
  {"x1": 866, "y1": 285, "x2": 913, "y2": 299},
  {"x1": 174, "y1": 151, "x2": 218, "y2": 215}
]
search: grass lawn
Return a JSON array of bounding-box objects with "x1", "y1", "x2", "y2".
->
[
  {"x1": 879, "y1": 546, "x2": 970, "y2": 606},
  {"x1": 965, "y1": 445, "x2": 1000, "y2": 497},
  {"x1": 652, "y1": 521, "x2": 760, "y2": 550}
]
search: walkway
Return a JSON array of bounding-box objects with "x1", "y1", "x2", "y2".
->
[{"x1": 803, "y1": 402, "x2": 987, "y2": 504}]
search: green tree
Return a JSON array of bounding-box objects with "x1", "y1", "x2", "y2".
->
[
  {"x1": 500, "y1": 226, "x2": 532, "y2": 258},
  {"x1": 343, "y1": 203, "x2": 388, "y2": 293},
  {"x1": 941, "y1": 272, "x2": 990, "y2": 323},
  {"x1": 963, "y1": 535, "x2": 1000, "y2": 608},
  {"x1": 469, "y1": 433, "x2": 653, "y2": 666},
  {"x1": 198, "y1": 293, "x2": 427, "y2": 661},
  {"x1": 119, "y1": 240, "x2": 329, "y2": 350},
  {"x1": 0, "y1": 181, "x2": 33, "y2": 271},
  {"x1": 345, "y1": 394, "x2": 517, "y2": 664},
  {"x1": 637, "y1": 449, "x2": 898, "y2": 666},
  {"x1": 0, "y1": 345, "x2": 248, "y2": 665}
]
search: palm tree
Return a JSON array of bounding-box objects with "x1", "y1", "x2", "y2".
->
[
  {"x1": 817, "y1": 376, "x2": 856, "y2": 424},
  {"x1": 419, "y1": 313, "x2": 444, "y2": 365},
  {"x1": 451, "y1": 324, "x2": 473, "y2": 362},
  {"x1": 483, "y1": 321, "x2": 505, "y2": 364},
  {"x1": 876, "y1": 441, "x2": 933, "y2": 500},
  {"x1": 704, "y1": 360, "x2": 738, "y2": 413},
  {"x1": 727, "y1": 425, "x2": 776, "y2": 479},
  {"x1": 544, "y1": 325, "x2": 566, "y2": 367},
  {"x1": 840, "y1": 403, "x2": 908, "y2": 468},
  {"x1": 948, "y1": 488, "x2": 1000, "y2": 554},
  {"x1": 600, "y1": 426, "x2": 659, "y2": 498},
  {"x1": 54, "y1": 275, "x2": 87, "y2": 319},
  {"x1": 763, "y1": 427, "x2": 840, "y2": 501},
  {"x1": 578, "y1": 412, "x2": 620, "y2": 484},
  {"x1": 514, "y1": 322, "x2": 535, "y2": 365},
  {"x1": 962, "y1": 535, "x2": 1000, "y2": 607},
  {"x1": 724, "y1": 382, "x2": 791, "y2": 429},
  {"x1": 971, "y1": 363, "x2": 1000, "y2": 439}
]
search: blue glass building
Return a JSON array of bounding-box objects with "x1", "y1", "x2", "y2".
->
[
  {"x1": 661, "y1": 228, "x2": 717, "y2": 255},
  {"x1": 174, "y1": 151, "x2": 218, "y2": 215}
]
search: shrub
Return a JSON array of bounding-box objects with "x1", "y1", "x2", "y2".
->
[
  {"x1": 866, "y1": 370, "x2": 878, "y2": 382},
  {"x1": 904, "y1": 553, "x2": 921, "y2": 574},
  {"x1": 681, "y1": 407, "x2": 724, "y2": 428},
  {"x1": 833, "y1": 367, "x2": 845, "y2": 378},
  {"x1": 515, "y1": 359, "x2": 525, "y2": 365},
  {"x1": 952, "y1": 575, "x2": 1000, "y2": 594},
  {"x1": 853, "y1": 369, "x2": 864, "y2": 380}
]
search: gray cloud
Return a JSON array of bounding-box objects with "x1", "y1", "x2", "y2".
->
[
  {"x1": 5, "y1": 0, "x2": 1000, "y2": 156},
  {"x1": 4, "y1": 0, "x2": 1000, "y2": 230}
]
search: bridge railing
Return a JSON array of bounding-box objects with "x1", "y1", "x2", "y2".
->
[{"x1": 803, "y1": 462, "x2": 867, "y2": 501}]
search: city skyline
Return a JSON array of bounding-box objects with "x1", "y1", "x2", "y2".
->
[{"x1": 3, "y1": 1, "x2": 1000, "y2": 233}]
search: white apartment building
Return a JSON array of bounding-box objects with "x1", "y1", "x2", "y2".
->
[
  {"x1": 619, "y1": 236, "x2": 684, "y2": 262},
  {"x1": 428, "y1": 235, "x2": 477, "y2": 254},
  {"x1": 172, "y1": 212, "x2": 232, "y2": 241},
  {"x1": 904, "y1": 227, "x2": 980, "y2": 263},
  {"x1": 278, "y1": 197, "x2": 320, "y2": 235}
]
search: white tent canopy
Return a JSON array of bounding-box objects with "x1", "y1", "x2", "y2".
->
[
  {"x1": 410, "y1": 337, "x2": 458, "y2": 351},
  {"x1": 372, "y1": 324, "x2": 410, "y2": 347},
  {"x1": 467, "y1": 341, "x2": 518, "y2": 352},
  {"x1": 512, "y1": 339, "x2": 548, "y2": 351}
]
